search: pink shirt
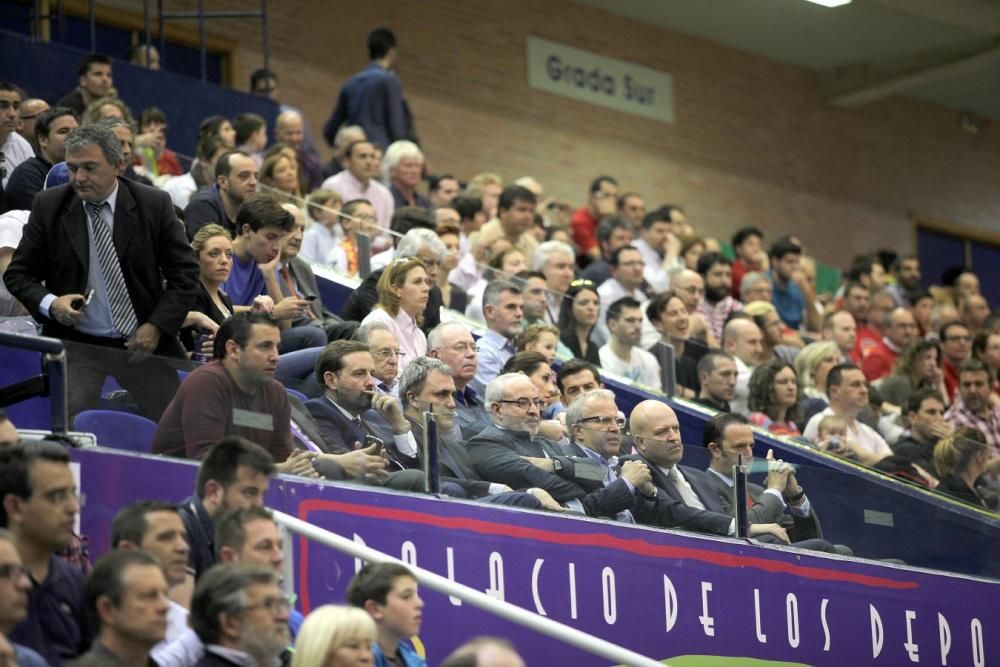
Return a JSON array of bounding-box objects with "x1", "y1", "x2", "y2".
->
[{"x1": 320, "y1": 170, "x2": 395, "y2": 236}]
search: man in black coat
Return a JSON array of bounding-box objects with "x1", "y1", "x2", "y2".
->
[{"x1": 4, "y1": 123, "x2": 198, "y2": 420}]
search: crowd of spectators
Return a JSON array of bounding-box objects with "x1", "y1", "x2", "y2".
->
[{"x1": 0, "y1": 25, "x2": 998, "y2": 666}]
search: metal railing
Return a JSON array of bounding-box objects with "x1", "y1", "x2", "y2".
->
[
  {"x1": 0, "y1": 332, "x2": 69, "y2": 434},
  {"x1": 272, "y1": 509, "x2": 667, "y2": 667}
]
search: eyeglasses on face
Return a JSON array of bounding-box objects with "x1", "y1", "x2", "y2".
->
[
  {"x1": 579, "y1": 415, "x2": 626, "y2": 429},
  {"x1": 0, "y1": 563, "x2": 31, "y2": 581},
  {"x1": 498, "y1": 397, "x2": 545, "y2": 409}
]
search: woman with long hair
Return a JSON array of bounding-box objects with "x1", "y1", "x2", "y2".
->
[
  {"x1": 360, "y1": 258, "x2": 430, "y2": 376},
  {"x1": 181, "y1": 224, "x2": 234, "y2": 356},
  {"x1": 558, "y1": 280, "x2": 601, "y2": 365},
  {"x1": 794, "y1": 340, "x2": 841, "y2": 423},
  {"x1": 879, "y1": 339, "x2": 948, "y2": 409},
  {"x1": 197, "y1": 114, "x2": 236, "y2": 148},
  {"x1": 646, "y1": 292, "x2": 699, "y2": 397},
  {"x1": 291, "y1": 605, "x2": 376, "y2": 667},
  {"x1": 747, "y1": 359, "x2": 805, "y2": 436},
  {"x1": 934, "y1": 427, "x2": 999, "y2": 510}
]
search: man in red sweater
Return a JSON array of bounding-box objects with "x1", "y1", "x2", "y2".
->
[
  {"x1": 860, "y1": 307, "x2": 918, "y2": 381},
  {"x1": 570, "y1": 175, "x2": 618, "y2": 261}
]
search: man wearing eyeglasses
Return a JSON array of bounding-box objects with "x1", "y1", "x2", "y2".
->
[
  {"x1": 354, "y1": 322, "x2": 404, "y2": 396},
  {"x1": 594, "y1": 246, "x2": 659, "y2": 348},
  {"x1": 0, "y1": 530, "x2": 46, "y2": 667},
  {"x1": 190, "y1": 564, "x2": 290, "y2": 667},
  {"x1": 427, "y1": 322, "x2": 492, "y2": 438},
  {"x1": 940, "y1": 321, "x2": 973, "y2": 402},
  {"x1": 1, "y1": 442, "x2": 90, "y2": 665},
  {"x1": 469, "y1": 374, "x2": 638, "y2": 517},
  {"x1": 72, "y1": 550, "x2": 170, "y2": 667}
]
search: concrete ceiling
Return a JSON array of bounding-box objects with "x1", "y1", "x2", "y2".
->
[{"x1": 574, "y1": 0, "x2": 1000, "y2": 120}]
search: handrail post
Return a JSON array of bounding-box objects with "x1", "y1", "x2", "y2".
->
[
  {"x1": 356, "y1": 232, "x2": 372, "y2": 280},
  {"x1": 733, "y1": 455, "x2": 750, "y2": 539},
  {"x1": 45, "y1": 349, "x2": 69, "y2": 434},
  {"x1": 656, "y1": 341, "x2": 677, "y2": 397},
  {"x1": 422, "y1": 411, "x2": 440, "y2": 495}
]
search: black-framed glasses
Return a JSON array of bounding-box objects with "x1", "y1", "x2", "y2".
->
[
  {"x1": 371, "y1": 349, "x2": 406, "y2": 360},
  {"x1": 579, "y1": 415, "x2": 626, "y2": 430},
  {"x1": 498, "y1": 398, "x2": 545, "y2": 409},
  {"x1": 0, "y1": 563, "x2": 31, "y2": 581}
]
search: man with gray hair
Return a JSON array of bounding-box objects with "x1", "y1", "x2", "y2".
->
[
  {"x1": 384, "y1": 140, "x2": 430, "y2": 209},
  {"x1": 353, "y1": 321, "x2": 402, "y2": 395},
  {"x1": 398, "y1": 357, "x2": 550, "y2": 507},
  {"x1": 740, "y1": 271, "x2": 773, "y2": 304},
  {"x1": 428, "y1": 321, "x2": 492, "y2": 436},
  {"x1": 468, "y1": 373, "x2": 638, "y2": 517},
  {"x1": 4, "y1": 122, "x2": 199, "y2": 421},
  {"x1": 189, "y1": 564, "x2": 289, "y2": 667},
  {"x1": 274, "y1": 109, "x2": 322, "y2": 190},
  {"x1": 471, "y1": 280, "x2": 523, "y2": 394},
  {"x1": 531, "y1": 239, "x2": 575, "y2": 324}
]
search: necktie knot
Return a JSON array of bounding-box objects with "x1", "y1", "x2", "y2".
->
[{"x1": 86, "y1": 201, "x2": 106, "y2": 220}]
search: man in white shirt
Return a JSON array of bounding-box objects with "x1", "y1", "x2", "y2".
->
[
  {"x1": 632, "y1": 207, "x2": 683, "y2": 293},
  {"x1": 721, "y1": 317, "x2": 764, "y2": 415},
  {"x1": 598, "y1": 297, "x2": 661, "y2": 389},
  {"x1": 320, "y1": 140, "x2": 394, "y2": 240},
  {"x1": 595, "y1": 245, "x2": 659, "y2": 347},
  {"x1": 0, "y1": 82, "x2": 33, "y2": 188},
  {"x1": 802, "y1": 363, "x2": 892, "y2": 465}
]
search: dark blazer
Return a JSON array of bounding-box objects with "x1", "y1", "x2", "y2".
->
[
  {"x1": 699, "y1": 467, "x2": 823, "y2": 542},
  {"x1": 183, "y1": 184, "x2": 233, "y2": 240},
  {"x1": 4, "y1": 178, "x2": 199, "y2": 356},
  {"x1": 339, "y1": 266, "x2": 442, "y2": 333},
  {"x1": 406, "y1": 415, "x2": 494, "y2": 498},
  {"x1": 193, "y1": 649, "x2": 245, "y2": 667},
  {"x1": 623, "y1": 455, "x2": 733, "y2": 535},
  {"x1": 304, "y1": 396, "x2": 415, "y2": 470},
  {"x1": 286, "y1": 256, "x2": 337, "y2": 322},
  {"x1": 468, "y1": 423, "x2": 633, "y2": 517},
  {"x1": 560, "y1": 328, "x2": 601, "y2": 366}
]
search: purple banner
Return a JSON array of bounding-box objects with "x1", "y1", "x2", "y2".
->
[{"x1": 74, "y1": 448, "x2": 997, "y2": 666}]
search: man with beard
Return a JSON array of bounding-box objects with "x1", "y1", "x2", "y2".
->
[
  {"x1": 888, "y1": 255, "x2": 922, "y2": 307},
  {"x1": 190, "y1": 564, "x2": 289, "y2": 667},
  {"x1": 946, "y1": 359, "x2": 1000, "y2": 450},
  {"x1": 598, "y1": 297, "x2": 661, "y2": 389},
  {"x1": 398, "y1": 357, "x2": 548, "y2": 507},
  {"x1": 860, "y1": 307, "x2": 918, "y2": 381},
  {"x1": 305, "y1": 340, "x2": 420, "y2": 471},
  {"x1": 876, "y1": 388, "x2": 951, "y2": 485},
  {"x1": 693, "y1": 351, "x2": 739, "y2": 413},
  {"x1": 768, "y1": 237, "x2": 819, "y2": 331},
  {"x1": 514, "y1": 270, "x2": 549, "y2": 326},
  {"x1": 184, "y1": 151, "x2": 259, "y2": 240},
  {"x1": 696, "y1": 252, "x2": 743, "y2": 342},
  {"x1": 152, "y1": 313, "x2": 316, "y2": 475},
  {"x1": 72, "y1": 551, "x2": 170, "y2": 667}
]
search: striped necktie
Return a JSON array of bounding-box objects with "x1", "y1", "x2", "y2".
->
[{"x1": 85, "y1": 201, "x2": 138, "y2": 337}]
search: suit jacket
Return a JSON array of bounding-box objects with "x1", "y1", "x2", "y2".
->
[
  {"x1": 468, "y1": 423, "x2": 634, "y2": 517},
  {"x1": 286, "y1": 256, "x2": 337, "y2": 322},
  {"x1": 406, "y1": 415, "x2": 494, "y2": 498},
  {"x1": 699, "y1": 467, "x2": 823, "y2": 541},
  {"x1": 183, "y1": 185, "x2": 233, "y2": 240},
  {"x1": 4, "y1": 178, "x2": 199, "y2": 355},
  {"x1": 622, "y1": 455, "x2": 733, "y2": 535},
  {"x1": 304, "y1": 396, "x2": 415, "y2": 470}
]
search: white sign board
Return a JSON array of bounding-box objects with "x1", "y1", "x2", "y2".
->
[{"x1": 526, "y1": 36, "x2": 674, "y2": 124}]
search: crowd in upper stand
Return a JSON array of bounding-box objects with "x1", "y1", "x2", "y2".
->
[{"x1": 0, "y1": 23, "x2": 997, "y2": 667}]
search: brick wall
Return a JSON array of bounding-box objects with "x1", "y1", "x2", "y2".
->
[{"x1": 109, "y1": 0, "x2": 1000, "y2": 267}]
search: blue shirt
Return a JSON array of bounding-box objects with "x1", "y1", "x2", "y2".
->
[
  {"x1": 222, "y1": 253, "x2": 266, "y2": 307},
  {"x1": 373, "y1": 641, "x2": 426, "y2": 667},
  {"x1": 769, "y1": 272, "x2": 805, "y2": 330},
  {"x1": 470, "y1": 330, "x2": 514, "y2": 395},
  {"x1": 454, "y1": 386, "x2": 491, "y2": 438},
  {"x1": 324, "y1": 63, "x2": 407, "y2": 149}
]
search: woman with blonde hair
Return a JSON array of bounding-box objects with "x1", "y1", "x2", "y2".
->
[
  {"x1": 291, "y1": 605, "x2": 376, "y2": 667},
  {"x1": 360, "y1": 258, "x2": 430, "y2": 376},
  {"x1": 794, "y1": 340, "x2": 841, "y2": 423},
  {"x1": 934, "y1": 427, "x2": 998, "y2": 510}
]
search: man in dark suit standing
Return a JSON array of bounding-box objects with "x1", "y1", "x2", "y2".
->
[{"x1": 4, "y1": 123, "x2": 198, "y2": 421}]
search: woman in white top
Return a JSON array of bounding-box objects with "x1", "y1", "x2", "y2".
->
[{"x1": 360, "y1": 257, "x2": 429, "y2": 377}]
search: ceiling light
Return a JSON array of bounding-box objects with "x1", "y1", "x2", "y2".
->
[{"x1": 803, "y1": 0, "x2": 852, "y2": 7}]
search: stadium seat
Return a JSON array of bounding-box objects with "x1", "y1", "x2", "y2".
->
[
  {"x1": 286, "y1": 386, "x2": 308, "y2": 402},
  {"x1": 73, "y1": 410, "x2": 158, "y2": 453}
]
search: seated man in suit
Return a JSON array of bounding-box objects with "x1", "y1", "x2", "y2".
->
[
  {"x1": 468, "y1": 373, "x2": 638, "y2": 518},
  {"x1": 4, "y1": 122, "x2": 199, "y2": 422},
  {"x1": 354, "y1": 322, "x2": 402, "y2": 396},
  {"x1": 701, "y1": 412, "x2": 842, "y2": 553},
  {"x1": 305, "y1": 339, "x2": 420, "y2": 472},
  {"x1": 427, "y1": 321, "x2": 491, "y2": 438},
  {"x1": 398, "y1": 356, "x2": 552, "y2": 508},
  {"x1": 629, "y1": 400, "x2": 787, "y2": 541}
]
